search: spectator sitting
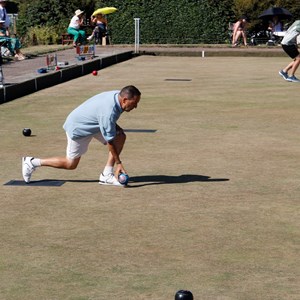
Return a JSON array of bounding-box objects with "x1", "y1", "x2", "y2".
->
[
  {"x1": 0, "y1": 20, "x2": 26, "y2": 60},
  {"x1": 267, "y1": 15, "x2": 285, "y2": 42},
  {"x1": 67, "y1": 9, "x2": 86, "y2": 47},
  {"x1": 232, "y1": 16, "x2": 248, "y2": 47},
  {"x1": 87, "y1": 13, "x2": 107, "y2": 42},
  {"x1": 268, "y1": 16, "x2": 283, "y2": 33}
]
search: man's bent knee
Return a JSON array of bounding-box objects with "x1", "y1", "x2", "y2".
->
[{"x1": 66, "y1": 157, "x2": 80, "y2": 169}]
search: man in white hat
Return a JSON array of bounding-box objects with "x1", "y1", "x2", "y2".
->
[{"x1": 67, "y1": 9, "x2": 86, "y2": 46}]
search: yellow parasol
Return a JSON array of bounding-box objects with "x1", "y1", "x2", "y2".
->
[{"x1": 92, "y1": 7, "x2": 117, "y2": 16}]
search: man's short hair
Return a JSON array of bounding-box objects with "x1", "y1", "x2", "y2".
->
[{"x1": 120, "y1": 85, "x2": 141, "y2": 99}]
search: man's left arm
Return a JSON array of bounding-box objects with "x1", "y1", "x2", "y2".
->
[{"x1": 107, "y1": 139, "x2": 127, "y2": 177}]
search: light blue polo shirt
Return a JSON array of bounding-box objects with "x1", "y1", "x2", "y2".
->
[{"x1": 63, "y1": 90, "x2": 123, "y2": 142}]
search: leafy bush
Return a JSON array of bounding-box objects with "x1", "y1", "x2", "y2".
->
[
  {"x1": 23, "y1": 25, "x2": 61, "y2": 46},
  {"x1": 16, "y1": 0, "x2": 79, "y2": 37}
]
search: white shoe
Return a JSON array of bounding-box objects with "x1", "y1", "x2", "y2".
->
[
  {"x1": 99, "y1": 173, "x2": 123, "y2": 187},
  {"x1": 87, "y1": 35, "x2": 94, "y2": 41},
  {"x1": 22, "y1": 157, "x2": 36, "y2": 183}
]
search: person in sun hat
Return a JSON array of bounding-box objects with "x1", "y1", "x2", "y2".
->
[
  {"x1": 278, "y1": 20, "x2": 300, "y2": 83},
  {"x1": 22, "y1": 86, "x2": 141, "y2": 187},
  {"x1": 67, "y1": 9, "x2": 86, "y2": 46}
]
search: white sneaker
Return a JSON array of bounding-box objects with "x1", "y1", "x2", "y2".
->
[
  {"x1": 87, "y1": 35, "x2": 94, "y2": 41},
  {"x1": 22, "y1": 157, "x2": 36, "y2": 183},
  {"x1": 99, "y1": 173, "x2": 123, "y2": 187}
]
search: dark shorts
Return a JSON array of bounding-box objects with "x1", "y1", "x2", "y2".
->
[{"x1": 282, "y1": 44, "x2": 300, "y2": 59}]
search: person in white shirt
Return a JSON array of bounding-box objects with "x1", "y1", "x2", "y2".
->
[{"x1": 67, "y1": 9, "x2": 86, "y2": 47}]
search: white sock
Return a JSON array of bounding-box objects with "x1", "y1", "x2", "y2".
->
[
  {"x1": 31, "y1": 158, "x2": 41, "y2": 167},
  {"x1": 103, "y1": 166, "x2": 113, "y2": 176}
]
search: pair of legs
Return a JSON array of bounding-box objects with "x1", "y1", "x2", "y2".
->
[
  {"x1": 0, "y1": 36, "x2": 25, "y2": 60},
  {"x1": 279, "y1": 44, "x2": 300, "y2": 82},
  {"x1": 41, "y1": 131, "x2": 126, "y2": 170},
  {"x1": 232, "y1": 29, "x2": 247, "y2": 46},
  {"x1": 22, "y1": 131, "x2": 126, "y2": 184},
  {"x1": 67, "y1": 27, "x2": 86, "y2": 46},
  {"x1": 282, "y1": 58, "x2": 300, "y2": 77},
  {"x1": 87, "y1": 24, "x2": 107, "y2": 42}
]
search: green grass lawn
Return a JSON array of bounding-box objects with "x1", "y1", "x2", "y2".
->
[{"x1": 0, "y1": 56, "x2": 299, "y2": 300}]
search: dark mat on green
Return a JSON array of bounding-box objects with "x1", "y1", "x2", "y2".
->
[
  {"x1": 4, "y1": 180, "x2": 65, "y2": 186},
  {"x1": 164, "y1": 78, "x2": 192, "y2": 81}
]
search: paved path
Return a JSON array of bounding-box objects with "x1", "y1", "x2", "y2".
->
[
  {"x1": 2, "y1": 45, "x2": 135, "y2": 84},
  {"x1": 0, "y1": 44, "x2": 284, "y2": 103}
]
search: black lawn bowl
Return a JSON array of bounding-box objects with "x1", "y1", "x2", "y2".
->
[
  {"x1": 22, "y1": 128, "x2": 31, "y2": 137},
  {"x1": 175, "y1": 290, "x2": 194, "y2": 300}
]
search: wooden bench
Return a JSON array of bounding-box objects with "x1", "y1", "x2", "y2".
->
[{"x1": 61, "y1": 33, "x2": 73, "y2": 45}]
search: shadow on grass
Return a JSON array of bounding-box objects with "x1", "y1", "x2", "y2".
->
[
  {"x1": 128, "y1": 174, "x2": 229, "y2": 188},
  {"x1": 5, "y1": 175, "x2": 229, "y2": 187}
]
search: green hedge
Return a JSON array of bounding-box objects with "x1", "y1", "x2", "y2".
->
[
  {"x1": 15, "y1": 0, "x2": 235, "y2": 45},
  {"x1": 11, "y1": 0, "x2": 300, "y2": 45},
  {"x1": 99, "y1": 0, "x2": 234, "y2": 44}
]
